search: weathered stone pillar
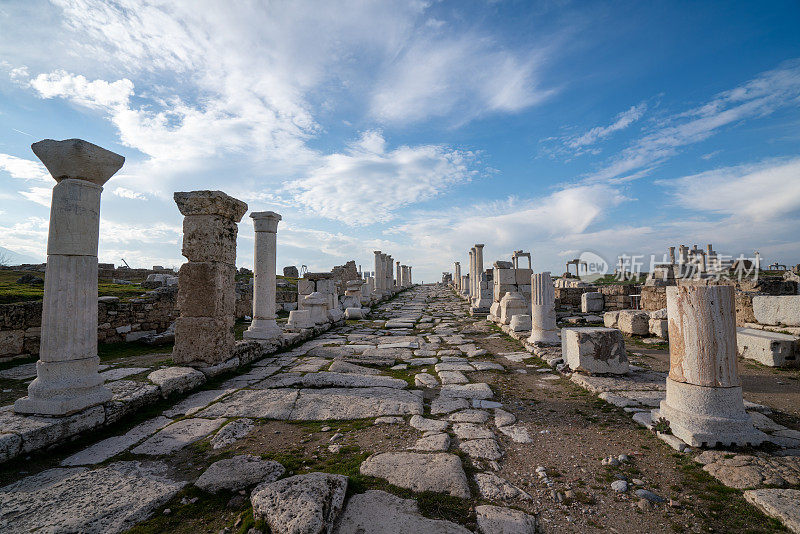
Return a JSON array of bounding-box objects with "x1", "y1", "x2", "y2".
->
[
  {"x1": 409, "y1": 266, "x2": 412, "y2": 285},
  {"x1": 454, "y1": 262, "x2": 461, "y2": 290},
  {"x1": 473, "y1": 244, "x2": 491, "y2": 309},
  {"x1": 244, "y1": 211, "x2": 282, "y2": 341},
  {"x1": 173, "y1": 190, "x2": 247, "y2": 366},
  {"x1": 373, "y1": 251, "x2": 383, "y2": 296},
  {"x1": 468, "y1": 248, "x2": 475, "y2": 300},
  {"x1": 15, "y1": 139, "x2": 123, "y2": 416},
  {"x1": 386, "y1": 255, "x2": 393, "y2": 290},
  {"x1": 396, "y1": 261, "x2": 401, "y2": 288},
  {"x1": 655, "y1": 284, "x2": 765, "y2": 447},
  {"x1": 527, "y1": 272, "x2": 560, "y2": 345},
  {"x1": 668, "y1": 246, "x2": 676, "y2": 264}
]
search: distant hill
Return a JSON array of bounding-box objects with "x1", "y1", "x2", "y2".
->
[{"x1": 0, "y1": 246, "x2": 42, "y2": 266}]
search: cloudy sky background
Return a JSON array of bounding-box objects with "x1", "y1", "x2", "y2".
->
[{"x1": 1, "y1": 0, "x2": 799, "y2": 281}]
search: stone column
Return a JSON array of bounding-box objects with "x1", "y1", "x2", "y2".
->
[
  {"x1": 473, "y1": 244, "x2": 490, "y2": 309},
  {"x1": 173, "y1": 190, "x2": 248, "y2": 366},
  {"x1": 373, "y1": 251, "x2": 383, "y2": 295},
  {"x1": 396, "y1": 261, "x2": 401, "y2": 288},
  {"x1": 468, "y1": 248, "x2": 475, "y2": 298},
  {"x1": 655, "y1": 284, "x2": 765, "y2": 447},
  {"x1": 386, "y1": 255, "x2": 393, "y2": 290},
  {"x1": 408, "y1": 266, "x2": 412, "y2": 285},
  {"x1": 15, "y1": 139, "x2": 123, "y2": 416},
  {"x1": 527, "y1": 272, "x2": 560, "y2": 345},
  {"x1": 669, "y1": 246, "x2": 676, "y2": 264},
  {"x1": 244, "y1": 211, "x2": 282, "y2": 341},
  {"x1": 454, "y1": 262, "x2": 461, "y2": 290}
]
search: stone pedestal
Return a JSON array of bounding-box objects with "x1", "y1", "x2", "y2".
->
[
  {"x1": 562, "y1": 327, "x2": 628, "y2": 375},
  {"x1": 499, "y1": 292, "x2": 528, "y2": 325},
  {"x1": 287, "y1": 310, "x2": 313, "y2": 329},
  {"x1": 304, "y1": 292, "x2": 329, "y2": 325},
  {"x1": 244, "y1": 211, "x2": 282, "y2": 341},
  {"x1": 654, "y1": 285, "x2": 765, "y2": 447},
  {"x1": 15, "y1": 139, "x2": 123, "y2": 416},
  {"x1": 173, "y1": 190, "x2": 247, "y2": 366},
  {"x1": 527, "y1": 272, "x2": 560, "y2": 345}
]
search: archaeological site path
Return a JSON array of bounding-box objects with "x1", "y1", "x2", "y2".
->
[{"x1": 0, "y1": 285, "x2": 796, "y2": 533}]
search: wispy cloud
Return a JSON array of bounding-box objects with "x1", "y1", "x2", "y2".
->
[{"x1": 0, "y1": 154, "x2": 50, "y2": 182}]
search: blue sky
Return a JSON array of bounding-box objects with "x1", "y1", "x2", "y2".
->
[{"x1": 1, "y1": 0, "x2": 799, "y2": 282}]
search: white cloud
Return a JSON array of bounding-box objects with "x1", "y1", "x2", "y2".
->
[
  {"x1": 287, "y1": 131, "x2": 479, "y2": 225},
  {"x1": 112, "y1": 187, "x2": 147, "y2": 200},
  {"x1": 0, "y1": 217, "x2": 49, "y2": 259},
  {"x1": 659, "y1": 158, "x2": 800, "y2": 221},
  {"x1": 0, "y1": 154, "x2": 50, "y2": 182},
  {"x1": 567, "y1": 103, "x2": 647, "y2": 149},
  {"x1": 19, "y1": 187, "x2": 52, "y2": 206},
  {"x1": 29, "y1": 70, "x2": 133, "y2": 109}
]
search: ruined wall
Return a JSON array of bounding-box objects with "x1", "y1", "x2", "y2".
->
[
  {"x1": 234, "y1": 281, "x2": 298, "y2": 318},
  {"x1": 641, "y1": 286, "x2": 667, "y2": 311},
  {"x1": 555, "y1": 287, "x2": 591, "y2": 308},
  {"x1": 598, "y1": 284, "x2": 641, "y2": 310}
]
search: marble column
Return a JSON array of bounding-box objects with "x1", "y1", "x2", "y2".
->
[
  {"x1": 15, "y1": 139, "x2": 124, "y2": 416},
  {"x1": 655, "y1": 284, "x2": 765, "y2": 447},
  {"x1": 454, "y1": 262, "x2": 461, "y2": 291},
  {"x1": 468, "y1": 248, "x2": 475, "y2": 298},
  {"x1": 473, "y1": 244, "x2": 491, "y2": 309},
  {"x1": 244, "y1": 211, "x2": 282, "y2": 341},
  {"x1": 386, "y1": 255, "x2": 394, "y2": 290},
  {"x1": 173, "y1": 190, "x2": 248, "y2": 366},
  {"x1": 408, "y1": 266, "x2": 412, "y2": 285},
  {"x1": 373, "y1": 251, "x2": 383, "y2": 296},
  {"x1": 527, "y1": 271, "x2": 560, "y2": 345}
]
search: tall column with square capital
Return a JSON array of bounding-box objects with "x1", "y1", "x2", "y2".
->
[
  {"x1": 244, "y1": 211, "x2": 282, "y2": 341},
  {"x1": 15, "y1": 139, "x2": 124, "y2": 416}
]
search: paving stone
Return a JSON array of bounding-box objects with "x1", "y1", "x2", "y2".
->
[
  {"x1": 441, "y1": 383, "x2": 493, "y2": 399},
  {"x1": 100, "y1": 367, "x2": 149, "y2": 381},
  {"x1": 431, "y1": 396, "x2": 470, "y2": 414},
  {"x1": 744, "y1": 488, "x2": 800, "y2": 533},
  {"x1": 449, "y1": 409, "x2": 490, "y2": 424},
  {"x1": 198, "y1": 389, "x2": 300, "y2": 419},
  {"x1": 459, "y1": 438, "x2": 502, "y2": 460},
  {"x1": 196, "y1": 454, "x2": 284, "y2": 493},
  {"x1": 147, "y1": 366, "x2": 206, "y2": 397},
  {"x1": 438, "y1": 370, "x2": 469, "y2": 384},
  {"x1": 475, "y1": 505, "x2": 537, "y2": 534},
  {"x1": 474, "y1": 473, "x2": 531, "y2": 501},
  {"x1": 493, "y1": 409, "x2": 516, "y2": 427},
  {"x1": 162, "y1": 389, "x2": 234, "y2": 418},
  {"x1": 410, "y1": 415, "x2": 449, "y2": 433},
  {"x1": 131, "y1": 418, "x2": 225, "y2": 455},
  {"x1": 328, "y1": 360, "x2": 381, "y2": 375},
  {"x1": 453, "y1": 422, "x2": 495, "y2": 440},
  {"x1": 435, "y1": 362, "x2": 475, "y2": 372},
  {"x1": 290, "y1": 387, "x2": 423, "y2": 420},
  {"x1": 252, "y1": 472, "x2": 348, "y2": 534},
  {"x1": 211, "y1": 418, "x2": 254, "y2": 449},
  {"x1": 61, "y1": 416, "x2": 172, "y2": 466},
  {"x1": 334, "y1": 490, "x2": 470, "y2": 534},
  {"x1": 697, "y1": 451, "x2": 800, "y2": 489},
  {"x1": 471, "y1": 361, "x2": 504, "y2": 371},
  {"x1": 359, "y1": 452, "x2": 470, "y2": 498},
  {"x1": 415, "y1": 373, "x2": 439, "y2": 387},
  {"x1": 412, "y1": 432, "x2": 451, "y2": 451},
  {"x1": 300, "y1": 372, "x2": 407, "y2": 389},
  {"x1": 0, "y1": 461, "x2": 185, "y2": 533}
]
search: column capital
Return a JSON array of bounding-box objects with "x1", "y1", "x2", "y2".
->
[
  {"x1": 475, "y1": 243, "x2": 485, "y2": 249},
  {"x1": 32, "y1": 138, "x2": 124, "y2": 186},
  {"x1": 174, "y1": 190, "x2": 248, "y2": 222},
  {"x1": 250, "y1": 211, "x2": 282, "y2": 232}
]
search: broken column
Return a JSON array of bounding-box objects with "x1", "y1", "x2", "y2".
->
[
  {"x1": 527, "y1": 272, "x2": 560, "y2": 345},
  {"x1": 244, "y1": 211, "x2": 282, "y2": 342},
  {"x1": 172, "y1": 190, "x2": 248, "y2": 366},
  {"x1": 15, "y1": 138, "x2": 123, "y2": 416},
  {"x1": 654, "y1": 284, "x2": 765, "y2": 447}
]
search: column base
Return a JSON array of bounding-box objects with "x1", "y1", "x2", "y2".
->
[
  {"x1": 527, "y1": 329, "x2": 561, "y2": 345},
  {"x1": 243, "y1": 318, "x2": 283, "y2": 341},
  {"x1": 653, "y1": 378, "x2": 766, "y2": 448},
  {"x1": 14, "y1": 358, "x2": 111, "y2": 416}
]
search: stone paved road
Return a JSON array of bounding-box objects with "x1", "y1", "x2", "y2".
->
[{"x1": 0, "y1": 285, "x2": 792, "y2": 533}]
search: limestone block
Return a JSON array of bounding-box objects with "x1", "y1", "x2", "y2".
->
[
  {"x1": 562, "y1": 327, "x2": 628, "y2": 375},
  {"x1": 297, "y1": 279, "x2": 314, "y2": 295},
  {"x1": 196, "y1": 455, "x2": 284, "y2": 493},
  {"x1": 0, "y1": 330, "x2": 24, "y2": 357},
  {"x1": 345, "y1": 307, "x2": 364, "y2": 320},
  {"x1": 581, "y1": 292, "x2": 604, "y2": 313},
  {"x1": 181, "y1": 215, "x2": 239, "y2": 263},
  {"x1": 476, "y1": 505, "x2": 537, "y2": 534},
  {"x1": 649, "y1": 318, "x2": 668, "y2": 339},
  {"x1": 495, "y1": 269, "x2": 515, "y2": 285},
  {"x1": 172, "y1": 316, "x2": 234, "y2": 365},
  {"x1": 617, "y1": 310, "x2": 650, "y2": 335},
  {"x1": 753, "y1": 296, "x2": 800, "y2": 326},
  {"x1": 737, "y1": 327, "x2": 798, "y2": 367},
  {"x1": 288, "y1": 310, "x2": 313, "y2": 329},
  {"x1": 46, "y1": 179, "x2": 103, "y2": 256},
  {"x1": 603, "y1": 311, "x2": 620, "y2": 328},
  {"x1": 148, "y1": 366, "x2": 206, "y2": 397},
  {"x1": 499, "y1": 292, "x2": 528, "y2": 325},
  {"x1": 177, "y1": 262, "x2": 235, "y2": 317},
  {"x1": 174, "y1": 190, "x2": 248, "y2": 220},
  {"x1": 515, "y1": 269, "x2": 533, "y2": 285},
  {"x1": 359, "y1": 452, "x2": 470, "y2": 498},
  {"x1": 510, "y1": 314, "x2": 531, "y2": 332}
]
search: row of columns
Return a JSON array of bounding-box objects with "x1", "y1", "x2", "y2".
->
[{"x1": 14, "y1": 138, "x2": 290, "y2": 417}]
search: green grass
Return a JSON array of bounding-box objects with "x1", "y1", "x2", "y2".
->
[
  {"x1": 97, "y1": 341, "x2": 173, "y2": 362},
  {"x1": 0, "y1": 269, "x2": 146, "y2": 304}
]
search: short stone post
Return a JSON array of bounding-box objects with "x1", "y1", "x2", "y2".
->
[
  {"x1": 15, "y1": 139, "x2": 124, "y2": 416},
  {"x1": 244, "y1": 211, "x2": 282, "y2": 341},
  {"x1": 655, "y1": 284, "x2": 765, "y2": 447},
  {"x1": 173, "y1": 190, "x2": 248, "y2": 366},
  {"x1": 527, "y1": 271, "x2": 560, "y2": 345}
]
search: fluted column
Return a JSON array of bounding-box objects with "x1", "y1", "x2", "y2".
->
[
  {"x1": 527, "y1": 271, "x2": 560, "y2": 345},
  {"x1": 15, "y1": 139, "x2": 124, "y2": 416},
  {"x1": 655, "y1": 284, "x2": 764, "y2": 447},
  {"x1": 244, "y1": 211, "x2": 282, "y2": 341}
]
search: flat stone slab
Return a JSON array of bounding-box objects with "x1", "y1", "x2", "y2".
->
[
  {"x1": 415, "y1": 373, "x2": 439, "y2": 387},
  {"x1": 476, "y1": 505, "x2": 537, "y2": 534},
  {"x1": 162, "y1": 389, "x2": 233, "y2": 418},
  {"x1": 252, "y1": 472, "x2": 347, "y2": 534},
  {"x1": 101, "y1": 367, "x2": 149, "y2": 381},
  {"x1": 474, "y1": 473, "x2": 531, "y2": 501},
  {"x1": 0, "y1": 363, "x2": 37, "y2": 380},
  {"x1": 570, "y1": 370, "x2": 666, "y2": 393},
  {"x1": 62, "y1": 416, "x2": 172, "y2": 466},
  {"x1": 412, "y1": 433, "x2": 451, "y2": 451},
  {"x1": 453, "y1": 422, "x2": 494, "y2": 440},
  {"x1": 147, "y1": 366, "x2": 206, "y2": 397},
  {"x1": 0, "y1": 461, "x2": 185, "y2": 533},
  {"x1": 431, "y1": 396, "x2": 470, "y2": 414},
  {"x1": 497, "y1": 424, "x2": 533, "y2": 443},
  {"x1": 410, "y1": 415, "x2": 449, "y2": 433},
  {"x1": 440, "y1": 383, "x2": 493, "y2": 399},
  {"x1": 290, "y1": 387, "x2": 423, "y2": 420},
  {"x1": 199, "y1": 389, "x2": 299, "y2": 419},
  {"x1": 131, "y1": 418, "x2": 225, "y2": 455},
  {"x1": 360, "y1": 452, "x2": 470, "y2": 498},
  {"x1": 471, "y1": 361, "x2": 504, "y2": 371},
  {"x1": 334, "y1": 490, "x2": 470, "y2": 533},
  {"x1": 438, "y1": 370, "x2": 469, "y2": 384},
  {"x1": 328, "y1": 361, "x2": 381, "y2": 375},
  {"x1": 211, "y1": 418, "x2": 254, "y2": 449},
  {"x1": 301, "y1": 372, "x2": 407, "y2": 389},
  {"x1": 696, "y1": 451, "x2": 800, "y2": 489},
  {"x1": 744, "y1": 488, "x2": 800, "y2": 533},
  {"x1": 459, "y1": 438, "x2": 502, "y2": 460},
  {"x1": 435, "y1": 362, "x2": 474, "y2": 372},
  {"x1": 196, "y1": 454, "x2": 284, "y2": 493},
  {"x1": 449, "y1": 410, "x2": 490, "y2": 424}
]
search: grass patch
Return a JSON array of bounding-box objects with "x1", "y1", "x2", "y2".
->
[
  {"x1": 0, "y1": 269, "x2": 148, "y2": 304},
  {"x1": 98, "y1": 341, "x2": 173, "y2": 362}
]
